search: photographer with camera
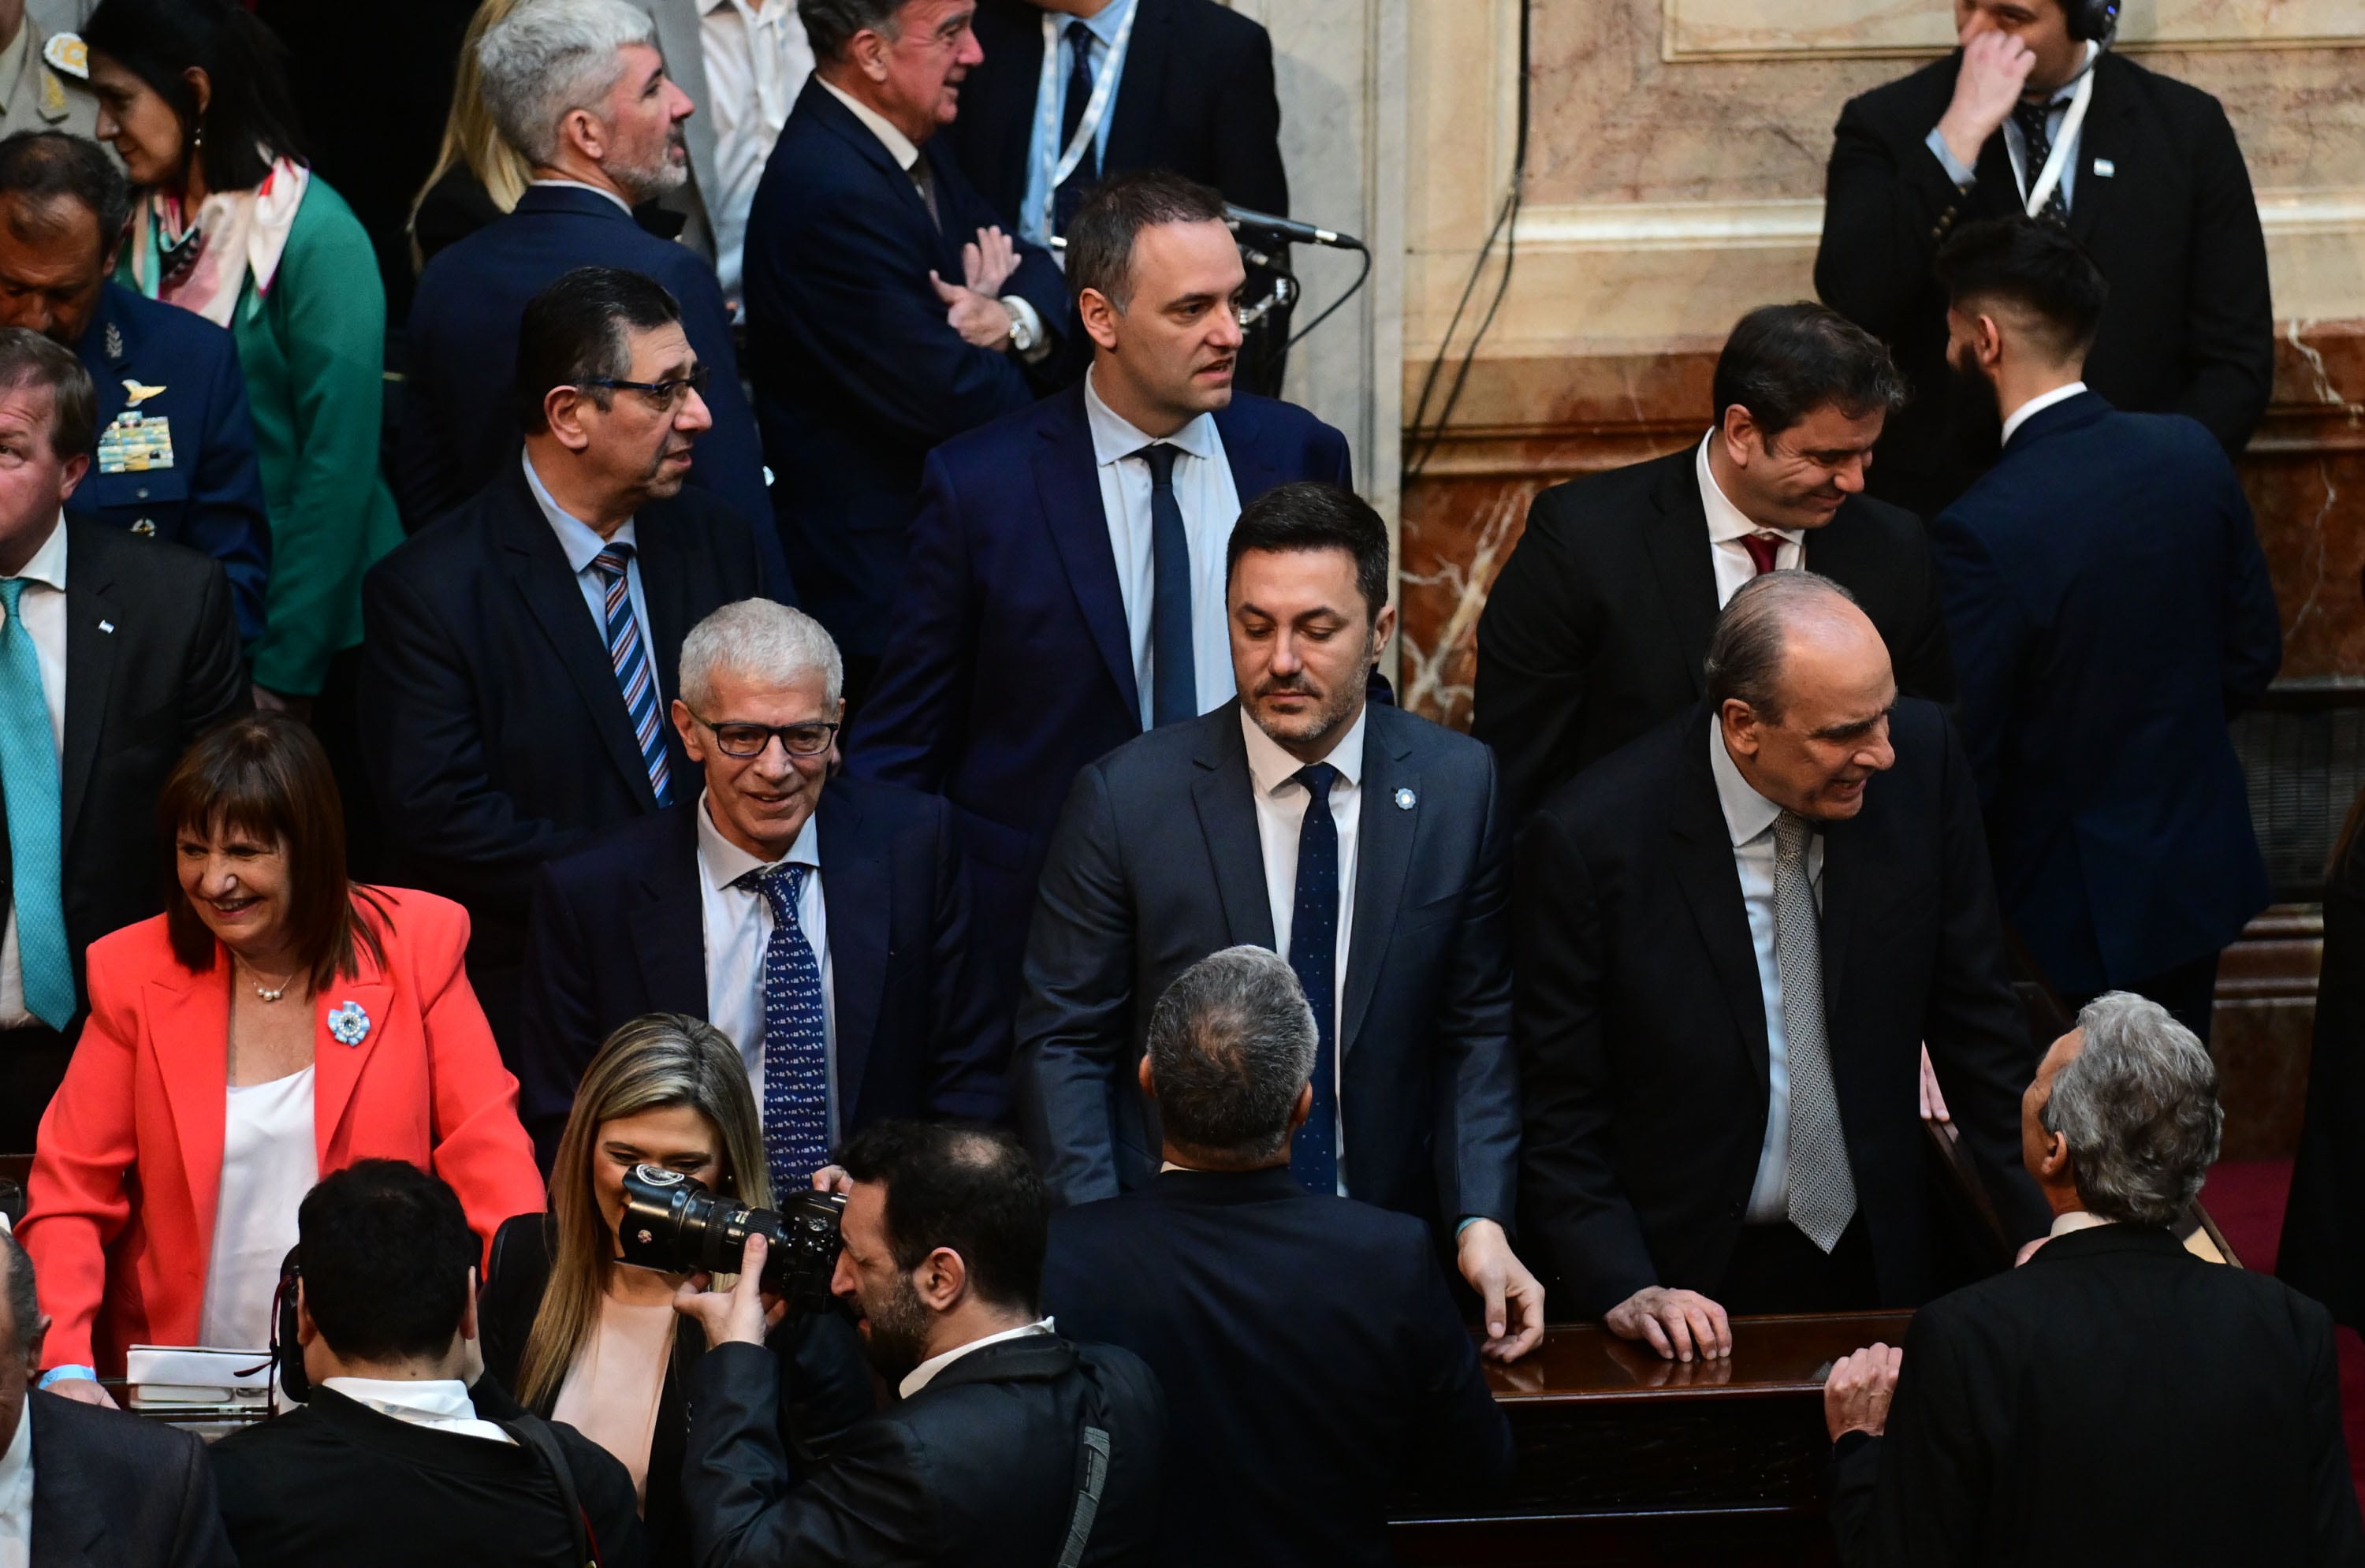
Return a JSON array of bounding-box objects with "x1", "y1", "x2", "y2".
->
[
  {"x1": 671, "y1": 1121, "x2": 1166, "y2": 1567},
  {"x1": 208, "y1": 1160, "x2": 648, "y2": 1568}
]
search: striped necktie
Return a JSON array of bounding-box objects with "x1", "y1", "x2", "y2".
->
[{"x1": 590, "y1": 545, "x2": 672, "y2": 806}]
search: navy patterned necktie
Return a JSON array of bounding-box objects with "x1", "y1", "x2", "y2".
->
[
  {"x1": 1053, "y1": 19, "x2": 1100, "y2": 236},
  {"x1": 590, "y1": 545, "x2": 672, "y2": 806},
  {"x1": 738, "y1": 863, "x2": 831, "y2": 1194},
  {"x1": 1133, "y1": 443, "x2": 1195, "y2": 727},
  {"x1": 2012, "y1": 98, "x2": 2073, "y2": 224},
  {"x1": 1287, "y1": 763, "x2": 1341, "y2": 1195}
]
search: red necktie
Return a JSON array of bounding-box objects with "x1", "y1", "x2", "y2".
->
[{"x1": 1741, "y1": 534, "x2": 1783, "y2": 576}]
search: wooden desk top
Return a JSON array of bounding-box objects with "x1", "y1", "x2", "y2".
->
[{"x1": 1486, "y1": 1311, "x2": 1913, "y2": 1406}]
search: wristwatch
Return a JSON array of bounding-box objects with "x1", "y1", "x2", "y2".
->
[{"x1": 1003, "y1": 300, "x2": 1039, "y2": 356}]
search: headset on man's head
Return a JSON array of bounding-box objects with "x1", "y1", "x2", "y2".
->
[{"x1": 2065, "y1": 0, "x2": 2119, "y2": 45}]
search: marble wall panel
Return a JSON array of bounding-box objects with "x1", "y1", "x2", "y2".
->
[{"x1": 1665, "y1": 0, "x2": 2365, "y2": 59}]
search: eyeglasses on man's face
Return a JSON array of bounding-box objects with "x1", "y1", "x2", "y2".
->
[
  {"x1": 688, "y1": 710, "x2": 840, "y2": 758},
  {"x1": 581, "y1": 363, "x2": 713, "y2": 412}
]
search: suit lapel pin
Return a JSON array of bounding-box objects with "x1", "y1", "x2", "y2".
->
[
  {"x1": 2093, "y1": 158, "x2": 2116, "y2": 177},
  {"x1": 96, "y1": 620, "x2": 113, "y2": 633},
  {"x1": 327, "y1": 1000, "x2": 371, "y2": 1047},
  {"x1": 1395, "y1": 788, "x2": 1416, "y2": 811}
]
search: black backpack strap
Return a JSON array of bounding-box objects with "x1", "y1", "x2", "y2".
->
[
  {"x1": 1053, "y1": 1355, "x2": 1116, "y2": 1568},
  {"x1": 501, "y1": 1414, "x2": 600, "y2": 1568}
]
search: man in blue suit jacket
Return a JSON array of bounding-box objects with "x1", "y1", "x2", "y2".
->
[
  {"x1": 397, "y1": 0, "x2": 780, "y2": 587},
  {"x1": 743, "y1": 2, "x2": 1069, "y2": 676},
  {"x1": 1931, "y1": 218, "x2": 2281, "y2": 1040},
  {"x1": 0, "y1": 132, "x2": 269, "y2": 643},
  {"x1": 849, "y1": 172, "x2": 1350, "y2": 999},
  {"x1": 1019, "y1": 482, "x2": 1546, "y2": 1361},
  {"x1": 1043, "y1": 946, "x2": 1514, "y2": 1568},
  {"x1": 516, "y1": 598, "x2": 1007, "y2": 1171}
]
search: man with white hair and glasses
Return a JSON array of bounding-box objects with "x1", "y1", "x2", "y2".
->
[
  {"x1": 516, "y1": 597, "x2": 1008, "y2": 1178},
  {"x1": 397, "y1": 0, "x2": 782, "y2": 579},
  {"x1": 1822, "y1": 993, "x2": 2365, "y2": 1564}
]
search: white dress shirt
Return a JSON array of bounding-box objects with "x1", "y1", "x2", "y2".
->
[
  {"x1": 2049, "y1": 1209, "x2": 2111, "y2": 1238},
  {"x1": 2001, "y1": 380, "x2": 2089, "y2": 449},
  {"x1": 815, "y1": 77, "x2": 1047, "y2": 355},
  {"x1": 699, "y1": 0, "x2": 814, "y2": 306},
  {"x1": 523, "y1": 449, "x2": 654, "y2": 665},
  {"x1": 1084, "y1": 368, "x2": 1240, "y2": 728},
  {"x1": 0, "y1": 518, "x2": 66, "y2": 1029},
  {"x1": 1924, "y1": 93, "x2": 2084, "y2": 209},
  {"x1": 528, "y1": 177, "x2": 635, "y2": 217},
  {"x1": 1241, "y1": 705, "x2": 1365, "y2": 1193},
  {"x1": 1709, "y1": 722, "x2": 1826, "y2": 1223},
  {"x1": 695, "y1": 792, "x2": 837, "y2": 1135},
  {"x1": 0, "y1": 1401, "x2": 30, "y2": 1568},
  {"x1": 1697, "y1": 432, "x2": 1802, "y2": 609},
  {"x1": 1018, "y1": 0, "x2": 1137, "y2": 247},
  {"x1": 318, "y1": 1378, "x2": 516, "y2": 1445},
  {"x1": 896, "y1": 1319, "x2": 1056, "y2": 1400}
]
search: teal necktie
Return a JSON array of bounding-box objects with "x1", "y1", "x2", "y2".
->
[{"x1": 0, "y1": 578, "x2": 72, "y2": 1029}]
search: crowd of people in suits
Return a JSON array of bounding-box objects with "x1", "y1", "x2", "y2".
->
[{"x1": 0, "y1": 0, "x2": 2357, "y2": 1562}]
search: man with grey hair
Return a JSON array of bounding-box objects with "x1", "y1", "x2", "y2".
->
[
  {"x1": 397, "y1": 0, "x2": 777, "y2": 557},
  {"x1": 743, "y1": 0, "x2": 1071, "y2": 702},
  {"x1": 1041, "y1": 947, "x2": 1513, "y2": 1568},
  {"x1": 1518, "y1": 568, "x2": 2046, "y2": 1358},
  {"x1": 517, "y1": 596, "x2": 1007, "y2": 1175},
  {"x1": 0, "y1": 1225, "x2": 237, "y2": 1564},
  {"x1": 1822, "y1": 994, "x2": 2365, "y2": 1563}
]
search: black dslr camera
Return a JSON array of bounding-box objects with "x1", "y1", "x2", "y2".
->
[{"x1": 617, "y1": 1165, "x2": 847, "y2": 1316}]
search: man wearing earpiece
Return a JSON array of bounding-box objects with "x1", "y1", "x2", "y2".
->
[{"x1": 1815, "y1": 0, "x2": 2273, "y2": 522}]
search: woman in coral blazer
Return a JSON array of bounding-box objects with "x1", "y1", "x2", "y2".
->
[{"x1": 21, "y1": 713, "x2": 545, "y2": 1395}]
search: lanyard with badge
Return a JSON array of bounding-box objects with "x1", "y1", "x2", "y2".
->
[
  {"x1": 1030, "y1": 1, "x2": 1138, "y2": 252},
  {"x1": 2018, "y1": 39, "x2": 2099, "y2": 218}
]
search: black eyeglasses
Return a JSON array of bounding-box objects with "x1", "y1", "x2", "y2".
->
[
  {"x1": 580, "y1": 363, "x2": 713, "y2": 411},
  {"x1": 688, "y1": 710, "x2": 840, "y2": 758}
]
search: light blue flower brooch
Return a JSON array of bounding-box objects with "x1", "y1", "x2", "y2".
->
[{"x1": 326, "y1": 1001, "x2": 372, "y2": 1048}]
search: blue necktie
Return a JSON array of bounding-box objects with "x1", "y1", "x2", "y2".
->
[
  {"x1": 590, "y1": 545, "x2": 672, "y2": 806},
  {"x1": 741, "y1": 864, "x2": 831, "y2": 1195},
  {"x1": 0, "y1": 580, "x2": 68, "y2": 1030},
  {"x1": 1054, "y1": 19, "x2": 1099, "y2": 236},
  {"x1": 1134, "y1": 443, "x2": 1195, "y2": 728},
  {"x1": 1287, "y1": 763, "x2": 1340, "y2": 1195}
]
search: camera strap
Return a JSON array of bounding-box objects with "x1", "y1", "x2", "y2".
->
[{"x1": 501, "y1": 1414, "x2": 601, "y2": 1568}]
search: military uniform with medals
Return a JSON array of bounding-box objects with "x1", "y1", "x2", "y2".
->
[{"x1": 2, "y1": 2, "x2": 98, "y2": 140}]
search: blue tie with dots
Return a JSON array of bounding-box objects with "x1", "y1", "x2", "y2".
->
[
  {"x1": 739, "y1": 864, "x2": 831, "y2": 1194},
  {"x1": 1288, "y1": 763, "x2": 1340, "y2": 1195}
]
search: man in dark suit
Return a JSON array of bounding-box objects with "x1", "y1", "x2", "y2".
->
[
  {"x1": 397, "y1": 0, "x2": 779, "y2": 575},
  {"x1": 1518, "y1": 572, "x2": 2046, "y2": 1359},
  {"x1": 0, "y1": 330, "x2": 244, "y2": 1151},
  {"x1": 363, "y1": 268, "x2": 780, "y2": 1056},
  {"x1": 517, "y1": 598, "x2": 1007, "y2": 1172},
  {"x1": 1823, "y1": 993, "x2": 2365, "y2": 1564},
  {"x1": 1816, "y1": 0, "x2": 2274, "y2": 520},
  {"x1": 743, "y1": 1, "x2": 1070, "y2": 689},
  {"x1": 849, "y1": 170, "x2": 1351, "y2": 1002},
  {"x1": 0, "y1": 1226, "x2": 237, "y2": 1566},
  {"x1": 1042, "y1": 945, "x2": 1513, "y2": 1567},
  {"x1": 940, "y1": 0, "x2": 1293, "y2": 389},
  {"x1": 677, "y1": 1120, "x2": 1165, "y2": 1566},
  {"x1": 1474, "y1": 303, "x2": 1953, "y2": 823},
  {"x1": 1019, "y1": 481, "x2": 1544, "y2": 1358},
  {"x1": 0, "y1": 132, "x2": 268, "y2": 646},
  {"x1": 1930, "y1": 217, "x2": 2280, "y2": 1041},
  {"x1": 210, "y1": 1163, "x2": 648, "y2": 1568}
]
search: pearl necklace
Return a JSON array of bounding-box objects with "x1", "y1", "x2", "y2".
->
[{"x1": 244, "y1": 964, "x2": 298, "y2": 1004}]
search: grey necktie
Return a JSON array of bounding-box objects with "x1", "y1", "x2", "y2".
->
[
  {"x1": 1773, "y1": 811, "x2": 1857, "y2": 1253},
  {"x1": 911, "y1": 159, "x2": 941, "y2": 232}
]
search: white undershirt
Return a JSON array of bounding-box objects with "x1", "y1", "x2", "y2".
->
[
  {"x1": 550, "y1": 1292, "x2": 676, "y2": 1499},
  {"x1": 1709, "y1": 725, "x2": 1826, "y2": 1223},
  {"x1": 1240, "y1": 705, "x2": 1366, "y2": 1195},
  {"x1": 695, "y1": 791, "x2": 836, "y2": 1132},
  {"x1": 698, "y1": 0, "x2": 813, "y2": 306},
  {"x1": 1696, "y1": 433, "x2": 1803, "y2": 609},
  {"x1": 320, "y1": 1377, "x2": 515, "y2": 1445},
  {"x1": 2001, "y1": 380, "x2": 2089, "y2": 449},
  {"x1": 197, "y1": 1066, "x2": 317, "y2": 1351},
  {"x1": 897, "y1": 1319, "x2": 1056, "y2": 1399},
  {"x1": 1083, "y1": 368, "x2": 1240, "y2": 728},
  {"x1": 0, "y1": 517, "x2": 68, "y2": 1028},
  {"x1": 0, "y1": 1402, "x2": 30, "y2": 1568}
]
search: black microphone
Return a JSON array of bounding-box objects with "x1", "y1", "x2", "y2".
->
[{"x1": 1223, "y1": 203, "x2": 1365, "y2": 251}]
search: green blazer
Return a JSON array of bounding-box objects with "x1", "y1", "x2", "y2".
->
[{"x1": 123, "y1": 175, "x2": 403, "y2": 695}]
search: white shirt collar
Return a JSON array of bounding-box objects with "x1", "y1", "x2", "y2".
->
[
  {"x1": 696, "y1": 787, "x2": 820, "y2": 892},
  {"x1": 318, "y1": 1377, "x2": 512, "y2": 1443},
  {"x1": 702, "y1": 0, "x2": 791, "y2": 21},
  {"x1": 3, "y1": 515, "x2": 68, "y2": 594},
  {"x1": 1083, "y1": 367, "x2": 1221, "y2": 469},
  {"x1": 523, "y1": 449, "x2": 636, "y2": 575},
  {"x1": 1707, "y1": 717, "x2": 1784, "y2": 849},
  {"x1": 2049, "y1": 1209, "x2": 2113, "y2": 1238},
  {"x1": 1241, "y1": 702, "x2": 1367, "y2": 798},
  {"x1": 529, "y1": 177, "x2": 635, "y2": 217},
  {"x1": 1696, "y1": 431, "x2": 1801, "y2": 549},
  {"x1": 2001, "y1": 380, "x2": 2089, "y2": 448},
  {"x1": 819, "y1": 76, "x2": 921, "y2": 173},
  {"x1": 897, "y1": 1319, "x2": 1056, "y2": 1400}
]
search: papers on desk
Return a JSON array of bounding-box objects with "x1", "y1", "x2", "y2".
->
[{"x1": 124, "y1": 1345, "x2": 274, "y2": 1412}]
